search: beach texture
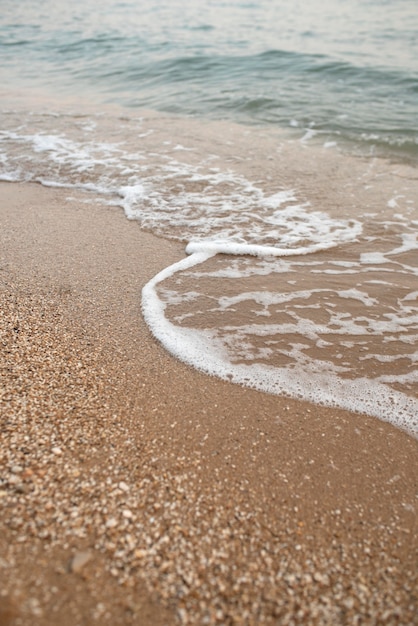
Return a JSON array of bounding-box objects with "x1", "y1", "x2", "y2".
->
[{"x1": 1, "y1": 182, "x2": 417, "y2": 625}]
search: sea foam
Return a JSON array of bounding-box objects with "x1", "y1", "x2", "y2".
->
[{"x1": 142, "y1": 243, "x2": 418, "y2": 437}]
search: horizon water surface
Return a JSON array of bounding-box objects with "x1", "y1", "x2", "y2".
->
[{"x1": 1, "y1": 0, "x2": 417, "y2": 436}]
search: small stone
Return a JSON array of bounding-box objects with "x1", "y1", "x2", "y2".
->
[
  {"x1": 118, "y1": 481, "x2": 129, "y2": 492},
  {"x1": 52, "y1": 447, "x2": 62, "y2": 456},
  {"x1": 70, "y1": 550, "x2": 92, "y2": 574},
  {"x1": 93, "y1": 603, "x2": 106, "y2": 619},
  {"x1": 28, "y1": 598, "x2": 43, "y2": 617},
  {"x1": 134, "y1": 549, "x2": 147, "y2": 559},
  {"x1": 106, "y1": 518, "x2": 118, "y2": 529},
  {"x1": 313, "y1": 572, "x2": 328, "y2": 584},
  {"x1": 9, "y1": 517, "x2": 23, "y2": 530}
]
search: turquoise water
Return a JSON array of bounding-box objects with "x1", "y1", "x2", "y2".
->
[{"x1": 1, "y1": 0, "x2": 417, "y2": 157}]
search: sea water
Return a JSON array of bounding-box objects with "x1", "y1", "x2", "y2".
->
[{"x1": 1, "y1": 0, "x2": 417, "y2": 435}]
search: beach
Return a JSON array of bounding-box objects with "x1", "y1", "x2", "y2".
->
[{"x1": 1, "y1": 180, "x2": 417, "y2": 625}]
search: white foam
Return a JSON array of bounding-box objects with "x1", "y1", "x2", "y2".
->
[
  {"x1": 403, "y1": 291, "x2": 418, "y2": 302},
  {"x1": 118, "y1": 184, "x2": 147, "y2": 217},
  {"x1": 360, "y1": 252, "x2": 388, "y2": 264},
  {"x1": 387, "y1": 232, "x2": 418, "y2": 256},
  {"x1": 262, "y1": 190, "x2": 297, "y2": 208},
  {"x1": 185, "y1": 240, "x2": 339, "y2": 257},
  {"x1": 337, "y1": 288, "x2": 378, "y2": 307},
  {"x1": 142, "y1": 248, "x2": 418, "y2": 438},
  {"x1": 0, "y1": 128, "x2": 363, "y2": 250},
  {"x1": 185, "y1": 257, "x2": 293, "y2": 279},
  {"x1": 300, "y1": 128, "x2": 318, "y2": 143},
  {"x1": 0, "y1": 171, "x2": 22, "y2": 182}
]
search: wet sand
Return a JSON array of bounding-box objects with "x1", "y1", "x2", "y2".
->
[{"x1": 1, "y1": 181, "x2": 417, "y2": 625}]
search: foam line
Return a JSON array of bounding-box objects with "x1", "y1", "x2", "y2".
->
[
  {"x1": 142, "y1": 246, "x2": 418, "y2": 438},
  {"x1": 185, "y1": 240, "x2": 338, "y2": 257}
]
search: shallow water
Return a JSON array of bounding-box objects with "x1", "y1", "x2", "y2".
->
[
  {"x1": 1, "y1": 0, "x2": 418, "y2": 157},
  {"x1": 1, "y1": 0, "x2": 417, "y2": 435}
]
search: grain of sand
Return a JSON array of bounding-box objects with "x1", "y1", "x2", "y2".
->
[{"x1": 0, "y1": 182, "x2": 417, "y2": 625}]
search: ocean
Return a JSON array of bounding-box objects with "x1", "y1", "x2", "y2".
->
[{"x1": 1, "y1": 0, "x2": 417, "y2": 435}]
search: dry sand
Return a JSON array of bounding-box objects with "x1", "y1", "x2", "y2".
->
[{"x1": 0, "y1": 181, "x2": 417, "y2": 625}]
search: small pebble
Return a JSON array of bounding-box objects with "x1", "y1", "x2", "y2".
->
[{"x1": 70, "y1": 550, "x2": 92, "y2": 574}]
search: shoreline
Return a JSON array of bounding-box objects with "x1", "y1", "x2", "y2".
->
[
  {"x1": 1, "y1": 87, "x2": 417, "y2": 171},
  {"x1": 1, "y1": 181, "x2": 417, "y2": 625}
]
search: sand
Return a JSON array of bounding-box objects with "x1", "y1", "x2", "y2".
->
[{"x1": 0, "y1": 181, "x2": 417, "y2": 625}]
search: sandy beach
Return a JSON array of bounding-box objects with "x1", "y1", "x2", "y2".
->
[{"x1": 1, "y1": 181, "x2": 417, "y2": 625}]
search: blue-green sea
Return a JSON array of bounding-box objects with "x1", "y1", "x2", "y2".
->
[{"x1": 1, "y1": 0, "x2": 417, "y2": 156}]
